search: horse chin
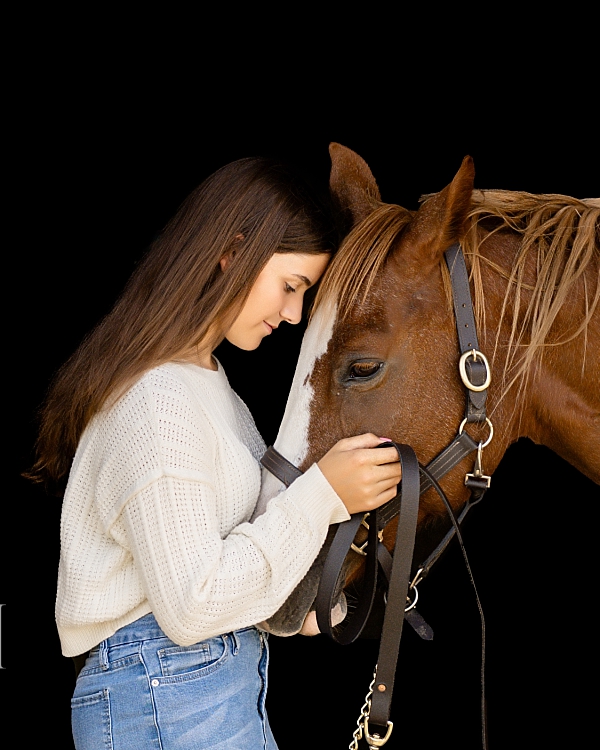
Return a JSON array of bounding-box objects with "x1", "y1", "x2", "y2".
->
[
  {"x1": 298, "y1": 598, "x2": 348, "y2": 636},
  {"x1": 258, "y1": 538, "x2": 348, "y2": 636},
  {"x1": 259, "y1": 592, "x2": 348, "y2": 637}
]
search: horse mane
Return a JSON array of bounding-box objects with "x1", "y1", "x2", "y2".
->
[
  {"x1": 313, "y1": 189, "x2": 599, "y2": 411},
  {"x1": 462, "y1": 191, "x2": 599, "y2": 407}
]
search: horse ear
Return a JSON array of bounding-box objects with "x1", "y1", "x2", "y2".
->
[
  {"x1": 400, "y1": 155, "x2": 475, "y2": 266},
  {"x1": 329, "y1": 142, "x2": 382, "y2": 232}
]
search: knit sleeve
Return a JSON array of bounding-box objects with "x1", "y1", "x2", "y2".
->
[
  {"x1": 91, "y1": 365, "x2": 350, "y2": 645},
  {"x1": 121, "y1": 462, "x2": 347, "y2": 645}
]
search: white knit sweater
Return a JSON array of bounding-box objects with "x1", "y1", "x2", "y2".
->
[{"x1": 56, "y1": 361, "x2": 349, "y2": 657}]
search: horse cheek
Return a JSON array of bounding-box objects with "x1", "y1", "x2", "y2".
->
[{"x1": 302, "y1": 366, "x2": 337, "y2": 468}]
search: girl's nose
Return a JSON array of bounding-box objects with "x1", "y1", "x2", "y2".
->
[{"x1": 281, "y1": 295, "x2": 303, "y2": 325}]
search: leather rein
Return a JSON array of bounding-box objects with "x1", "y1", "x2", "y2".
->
[{"x1": 260, "y1": 243, "x2": 492, "y2": 749}]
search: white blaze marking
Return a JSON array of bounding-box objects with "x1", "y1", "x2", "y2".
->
[{"x1": 253, "y1": 302, "x2": 336, "y2": 518}]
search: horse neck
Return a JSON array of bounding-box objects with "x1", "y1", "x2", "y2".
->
[{"x1": 475, "y1": 229, "x2": 600, "y2": 483}]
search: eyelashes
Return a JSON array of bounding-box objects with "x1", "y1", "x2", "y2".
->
[{"x1": 347, "y1": 361, "x2": 383, "y2": 380}]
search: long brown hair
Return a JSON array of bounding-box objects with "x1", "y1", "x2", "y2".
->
[{"x1": 26, "y1": 157, "x2": 335, "y2": 495}]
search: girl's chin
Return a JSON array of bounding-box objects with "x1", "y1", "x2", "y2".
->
[{"x1": 225, "y1": 333, "x2": 264, "y2": 351}]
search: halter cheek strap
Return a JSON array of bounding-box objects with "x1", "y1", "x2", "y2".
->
[{"x1": 445, "y1": 242, "x2": 490, "y2": 423}]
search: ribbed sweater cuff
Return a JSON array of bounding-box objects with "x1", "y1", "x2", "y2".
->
[{"x1": 284, "y1": 463, "x2": 350, "y2": 528}]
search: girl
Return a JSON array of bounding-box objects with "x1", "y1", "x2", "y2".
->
[{"x1": 26, "y1": 155, "x2": 401, "y2": 749}]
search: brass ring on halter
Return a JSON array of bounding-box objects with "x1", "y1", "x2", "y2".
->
[
  {"x1": 404, "y1": 585, "x2": 419, "y2": 612},
  {"x1": 458, "y1": 349, "x2": 492, "y2": 392},
  {"x1": 459, "y1": 417, "x2": 494, "y2": 448}
]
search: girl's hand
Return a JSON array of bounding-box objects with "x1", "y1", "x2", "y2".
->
[{"x1": 317, "y1": 434, "x2": 401, "y2": 515}]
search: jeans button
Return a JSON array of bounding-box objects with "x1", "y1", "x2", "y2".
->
[{"x1": 151, "y1": 679, "x2": 159, "y2": 687}]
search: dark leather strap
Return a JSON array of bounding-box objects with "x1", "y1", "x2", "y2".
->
[
  {"x1": 445, "y1": 243, "x2": 488, "y2": 423},
  {"x1": 369, "y1": 444, "x2": 420, "y2": 729},
  {"x1": 262, "y1": 432, "x2": 478, "y2": 532},
  {"x1": 261, "y1": 431, "x2": 480, "y2": 645},
  {"x1": 414, "y1": 492, "x2": 481, "y2": 585},
  {"x1": 377, "y1": 543, "x2": 434, "y2": 641},
  {"x1": 315, "y1": 511, "x2": 379, "y2": 644},
  {"x1": 310, "y1": 432, "x2": 479, "y2": 643},
  {"x1": 445, "y1": 242, "x2": 480, "y2": 353},
  {"x1": 377, "y1": 430, "x2": 478, "y2": 529},
  {"x1": 260, "y1": 446, "x2": 303, "y2": 487}
]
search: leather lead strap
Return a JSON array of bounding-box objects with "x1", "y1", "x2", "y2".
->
[
  {"x1": 311, "y1": 432, "x2": 479, "y2": 643},
  {"x1": 315, "y1": 512, "x2": 379, "y2": 644},
  {"x1": 261, "y1": 431, "x2": 480, "y2": 644},
  {"x1": 369, "y1": 444, "x2": 420, "y2": 729}
]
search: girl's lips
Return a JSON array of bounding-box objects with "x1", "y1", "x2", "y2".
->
[{"x1": 263, "y1": 321, "x2": 273, "y2": 334}]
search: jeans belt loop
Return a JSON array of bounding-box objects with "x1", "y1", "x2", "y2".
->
[{"x1": 99, "y1": 640, "x2": 109, "y2": 669}]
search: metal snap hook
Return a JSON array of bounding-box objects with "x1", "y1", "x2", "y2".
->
[
  {"x1": 465, "y1": 439, "x2": 492, "y2": 488},
  {"x1": 364, "y1": 717, "x2": 394, "y2": 747}
]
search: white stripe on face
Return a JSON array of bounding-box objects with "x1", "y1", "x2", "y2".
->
[{"x1": 253, "y1": 302, "x2": 336, "y2": 518}]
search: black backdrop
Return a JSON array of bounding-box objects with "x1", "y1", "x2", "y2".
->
[{"x1": 8, "y1": 70, "x2": 599, "y2": 749}]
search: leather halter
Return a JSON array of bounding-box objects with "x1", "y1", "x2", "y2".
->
[{"x1": 260, "y1": 243, "x2": 491, "y2": 747}]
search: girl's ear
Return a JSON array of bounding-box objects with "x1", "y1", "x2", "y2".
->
[
  {"x1": 219, "y1": 253, "x2": 233, "y2": 272},
  {"x1": 219, "y1": 235, "x2": 244, "y2": 272}
]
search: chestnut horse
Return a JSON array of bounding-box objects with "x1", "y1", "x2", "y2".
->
[{"x1": 255, "y1": 143, "x2": 599, "y2": 640}]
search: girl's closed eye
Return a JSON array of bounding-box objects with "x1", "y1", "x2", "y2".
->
[{"x1": 285, "y1": 283, "x2": 297, "y2": 293}]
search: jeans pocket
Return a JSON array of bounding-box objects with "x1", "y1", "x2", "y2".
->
[
  {"x1": 157, "y1": 635, "x2": 228, "y2": 682},
  {"x1": 71, "y1": 688, "x2": 113, "y2": 750}
]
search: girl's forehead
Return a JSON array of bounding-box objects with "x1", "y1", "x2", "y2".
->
[{"x1": 265, "y1": 252, "x2": 330, "y2": 283}]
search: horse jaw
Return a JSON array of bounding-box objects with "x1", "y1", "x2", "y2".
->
[{"x1": 252, "y1": 302, "x2": 343, "y2": 636}]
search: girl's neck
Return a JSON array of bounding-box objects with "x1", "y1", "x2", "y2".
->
[{"x1": 176, "y1": 336, "x2": 218, "y2": 370}]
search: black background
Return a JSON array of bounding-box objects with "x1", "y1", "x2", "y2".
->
[{"x1": 7, "y1": 44, "x2": 599, "y2": 750}]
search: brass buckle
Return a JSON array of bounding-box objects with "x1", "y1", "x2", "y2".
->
[{"x1": 458, "y1": 349, "x2": 491, "y2": 392}]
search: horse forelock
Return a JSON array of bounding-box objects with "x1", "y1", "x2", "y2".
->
[{"x1": 311, "y1": 202, "x2": 414, "y2": 323}]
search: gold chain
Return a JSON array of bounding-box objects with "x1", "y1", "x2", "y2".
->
[{"x1": 349, "y1": 667, "x2": 377, "y2": 749}]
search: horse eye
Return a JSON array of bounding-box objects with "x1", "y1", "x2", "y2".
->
[{"x1": 348, "y1": 361, "x2": 382, "y2": 379}]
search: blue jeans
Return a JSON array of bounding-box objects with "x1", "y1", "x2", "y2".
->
[{"x1": 71, "y1": 613, "x2": 278, "y2": 749}]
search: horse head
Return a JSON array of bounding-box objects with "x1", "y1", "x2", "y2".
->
[{"x1": 258, "y1": 143, "x2": 600, "y2": 636}]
